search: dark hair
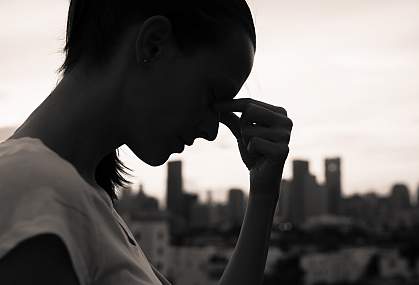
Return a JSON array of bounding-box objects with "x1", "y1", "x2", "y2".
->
[{"x1": 59, "y1": 0, "x2": 256, "y2": 205}]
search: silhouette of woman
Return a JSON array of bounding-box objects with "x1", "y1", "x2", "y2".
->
[{"x1": 0, "y1": 1, "x2": 292, "y2": 284}]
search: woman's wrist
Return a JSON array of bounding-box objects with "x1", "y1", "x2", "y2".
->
[
  {"x1": 248, "y1": 189, "x2": 280, "y2": 209},
  {"x1": 249, "y1": 173, "x2": 281, "y2": 205}
]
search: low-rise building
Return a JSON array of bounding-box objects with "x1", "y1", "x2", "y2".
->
[{"x1": 301, "y1": 247, "x2": 376, "y2": 285}]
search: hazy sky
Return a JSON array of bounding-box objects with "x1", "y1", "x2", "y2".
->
[{"x1": 1, "y1": 0, "x2": 418, "y2": 203}]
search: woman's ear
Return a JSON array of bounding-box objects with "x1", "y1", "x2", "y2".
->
[{"x1": 135, "y1": 15, "x2": 173, "y2": 64}]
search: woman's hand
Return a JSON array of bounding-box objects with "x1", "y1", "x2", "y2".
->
[{"x1": 214, "y1": 98, "x2": 293, "y2": 198}]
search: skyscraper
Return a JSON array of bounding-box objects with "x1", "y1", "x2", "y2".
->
[
  {"x1": 166, "y1": 160, "x2": 185, "y2": 237},
  {"x1": 325, "y1": 158, "x2": 342, "y2": 215},
  {"x1": 166, "y1": 160, "x2": 183, "y2": 213},
  {"x1": 304, "y1": 175, "x2": 328, "y2": 219},
  {"x1": 390, "y1": 183, "x2": 411, "y2": 210},
  {"x1": 182, "y1": 192, "x2": 198, "y2": 228},
  {"x1": 290, "y1": 160, "x2": 310, "y2": 225}
]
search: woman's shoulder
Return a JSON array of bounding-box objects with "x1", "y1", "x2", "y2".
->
[
  {"x1": 0, "y1": 137, "x2": 80, "y2": 183},
  {"x1": 0, "y1": 137, "x2": 97, "y2": 210},
  {"x1": 0, "y1": 136, "x2": 69, "y2": 173}
]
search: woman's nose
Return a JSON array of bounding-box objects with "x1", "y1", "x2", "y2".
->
[{"x1": 197, "y1": 111, "x2": 220, "y2": 141}]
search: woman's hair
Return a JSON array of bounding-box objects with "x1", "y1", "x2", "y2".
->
[{"x1": 59, "y1": 0, "x2": 256, "y2": 205}]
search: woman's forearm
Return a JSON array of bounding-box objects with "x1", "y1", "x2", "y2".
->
[
  {"x1": 218, "y1": 187, "x2": 279, "y2": 285},
  {"x1": 214, "y1": 98, "x2": 292, "y2": 285}
]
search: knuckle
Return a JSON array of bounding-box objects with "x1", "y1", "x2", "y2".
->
[
  {"x1": 284, "y1": 132, "x2": 291, "y2": 143},
  {"x1": 273, "y1": 132, "x2": 282, "y2": 141},
  {"x1": 287, "y1": 118, "x2": 294, "y2": 129},
  {"x1": 278, "y1": 145, "x2": 290, "y2": 158},
  {"x1": 281, "y1": 143, "x2": 289, "y2": 152},
  {"x1": 278, "y1": 106, "x2": 287, "y2": 116}
]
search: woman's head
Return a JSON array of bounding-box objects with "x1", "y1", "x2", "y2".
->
[{"x1": 61, "y1": 0, "x2": 256, "y2": 202}]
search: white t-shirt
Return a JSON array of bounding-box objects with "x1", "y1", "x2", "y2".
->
[{"x1": 0, "y1": 137, "x2": 171, "y2": 285}]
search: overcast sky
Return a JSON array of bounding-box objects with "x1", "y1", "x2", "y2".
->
[{"x1": 1, "y1": 0, "x2": 418, "y2": 203}]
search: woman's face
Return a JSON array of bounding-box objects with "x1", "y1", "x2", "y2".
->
[{"x1": 124, "y1": 24, "x2": 255, "y2": 166}]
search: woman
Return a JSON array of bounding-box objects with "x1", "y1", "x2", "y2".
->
[{"x1": 0, "y1": 0, "x2": 293, "y2": 284}]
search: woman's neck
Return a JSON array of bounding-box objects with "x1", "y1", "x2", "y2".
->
[{"x1": 9, "y1": 64, "x2": 126, "y2": 189}]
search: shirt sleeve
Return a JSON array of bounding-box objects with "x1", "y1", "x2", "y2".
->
[{"x1": 0, "y1": 185, "x2": 98, "y2": 285}]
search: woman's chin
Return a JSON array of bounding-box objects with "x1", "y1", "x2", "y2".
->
[
  {"x1": 146, "y1": 160, "x2": 164, "y2": 167},
  {"x1": 139, "y1": 145, "x2": 184, "y2": 166},
  {"x1": 148, "y1": 155, "x2": 169, "y2": 166},
  {"x1": 137, "y1": 152, "x2": 167, "y2": 167},
  {"x1": 145, "y1": 152, "x2": 177, "y2": 167}
]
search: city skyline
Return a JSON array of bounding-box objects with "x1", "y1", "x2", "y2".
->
[
  {"x1": 115, "y1": 157, "x2": 419, "y2": 285},
  {"x1": 120, "y1": 157, "x2": 418, "y2": 210},
  {"x1": 1, "y1": 0, "x2": 419, "y2": 202}
]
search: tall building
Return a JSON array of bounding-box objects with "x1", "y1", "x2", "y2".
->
[
  {"x1": 390, "y1": 183, "x2": 411, "y2": 210},
  {"x1": 325, "y1": 158, "x2": 342, "y2": 215},
  {"x1": 166, "y1": 160, "x2": 183, "y2": 212},
  {"x1": 182, "y1": 192, "x2": 199, "y2": 229},
  {"x1": 166, "y1": 160, "x2": 185, "y2": 237},
  {"x1": 290, "y1": 160, "x2": 310, "y2": 225},
  {"x1": 227, "y1": 188, "x2": 246, "y2": 228},
  {"x1": 304, "y1": 175, "x2": 328, "y2": 219}
]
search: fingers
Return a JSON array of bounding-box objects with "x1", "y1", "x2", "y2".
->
[
  {"x1": 216, "y1": 98, "x2": 293, "y2": 165},
  {"x1": 214, "y1": 98, "x2": 292, "y2": 129},
  {"x1": 214, "y1": 98, "x2": 287, "y2": 116},
  {"x1": 242, "y1": 125, "x2": 291, "y2": 144},
  {"x1": 241, "y1": 104, "x2": 292, "y2": 129},
  {"x1": 248, "y1": 137, "x2": 289, "y2": 160}
]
